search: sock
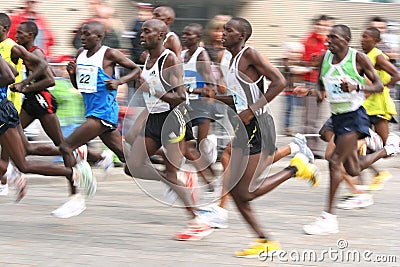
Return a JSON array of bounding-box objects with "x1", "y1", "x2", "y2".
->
[
  {"x1": 289, "y1": 142, "x2": 300, "y2": 155},
  {"x1": 284, "y1": 165, "x2": 298, "y2": 177}
]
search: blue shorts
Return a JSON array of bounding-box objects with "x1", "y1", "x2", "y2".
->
[
  {"x1": 0, "y1": 98, "x2": 20, "y2": 136},
  {"x1": 332, "y1": 106, "x2": 370, "y2": 143}
]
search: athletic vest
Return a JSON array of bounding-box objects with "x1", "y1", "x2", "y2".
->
[
  {"x1": 320, "y1": 47, "x2": 365, "y2": 114},
  {"x1": 181, "y1": 46, "x2": 206, "y2": 100},
  {"x1": 225, "y1": 46, "x2": 266, "y2": 115},
  {"x1": 163, "y1": 32, "x2": 179, "y2": 47},
  {"x1": 142, "y1": 49, "x2": 173, "y2": 113},
  {"x1": 363, "y1": 47, "x2": 396, "y2": 119},
  {"x1": 0, "y1": 38, "x2": 23, "y2": 112},
  {"x1": 76, "y1": 45, "x2": 118, "y2": 124}
]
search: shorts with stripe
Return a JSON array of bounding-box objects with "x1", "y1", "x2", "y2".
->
[
  {"x1": 145, "y1": 107, "x2": 189, "y2": 148},
  {"x1": 232, "y1": 114, "x2": 276, "y2": 155},
  {"x1": 0, "y1": 98, "x2": 20, "y2": 136},
  {"x1": 22, "y1": 90, "x2": 57, "y2": 119}
]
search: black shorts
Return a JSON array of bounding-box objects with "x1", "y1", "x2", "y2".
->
[
  {"x1": 187, "y1": 99, "x2": 221, "y2": 127},
  {"x1": 22, "y1": 90, "x2": 57, "y2": 119},
  {"x1": 332, "y1": 106, "x2": 370, "y2": 143},
  {"x1": 0, "y1": 98, "x2": 20, "y2": 136},
  {"x1": 232, "y1": 113, "x2": 276, "y2": 155},
  {"x1": 369, "y1": 115, "x2": 397, "y2": 125},
  {"x1": 145, "y1": 107, "x2": 190, "y2": 148}
]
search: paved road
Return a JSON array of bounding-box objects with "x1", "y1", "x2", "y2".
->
[{"x1": 1, "y1": 144, "x2": 399, "y2": 267}]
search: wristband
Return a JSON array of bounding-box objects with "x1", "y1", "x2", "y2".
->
[
  {"x1": 356, "y1": 84, "x2": 364, "y2": 92},
  {"x1": 307, "y1": 89, "x2": 313, "y2": 96}
]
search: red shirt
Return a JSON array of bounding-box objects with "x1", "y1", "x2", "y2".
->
[
  {"x1": 302, "y1": 32, "x2": 327, "y2": 82},
  {"x1": 8, "y1": 10, "x2": 54, "y2": 57}
]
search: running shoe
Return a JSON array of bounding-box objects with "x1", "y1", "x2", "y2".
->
[
  {"x1": 164, "y1": 171, "x2": 199, "y2": 205},
  {"x1": 384, "y1": 133, "x2": 400, "y2": 156},
  {"x1": 336, "y1": 193, "x2": 374, "y2": 209},
  {"x1": 96, "y1": 150, "x2": 114, "y2": 174},
  {"x1": 174, "y1": 217, "x2": 214, "y2": 241},
  {"x1": 365, "y1": 129, "x2": 383, "y2": 152},
  {"x1": 0, "y1": 183, "x2": 9, "y2": 196},
  {"x1": 51, "y1": 194, "x2": 86, "y2": 218},
  {"x1": 74, "y1": 144, "x2": 88, "y2": 163},
  {"x1": 73, "y1": 161, "x2": 97, "y2": 197},
  {"x1": 195, "y1": 204, "x2": 229, "y2": 229},
  {"x1": 235, "y1": 239, "x2": 281, "y2": 258},
  {"x1": 356, "y1": 171, "x2": 392, "y2": 191},
  {"x1": 303, "y1": 211, "x2": 339, "y2": 235},
  {"x1": 7, "y1": 166, "x2": 27, "y2": 202},
  {"x1": 289, "y1": 153, "x2": 320, "y2": 187},
  {"x1": 292, "y1": 133, "x2": 315, "y2": 163}
]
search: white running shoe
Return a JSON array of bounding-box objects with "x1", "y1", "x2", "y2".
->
[
  {"x1": 303, "y1": 211, "x2": 339, "y2": 235},
  {"x1": 337, "y1": 194, "x2": 374, "y2": 210},
  {"x1": 365, "y1": 129, "x2": 383, "y2": 152},
  {"x1": 96, "y1": 150, "x2": 114, "y2": 174},
  {"x1": 384, "y1": 133, "x2": 400, "y2": 156},
  {"x1": 164, "y1": 171, "x2": 199, "y2": 205},
  {"x1": 73, "y1": 161, "x2": 97, "y2": 197},
  {"x1": 199, "y1": 134, "x2": 218, "y2": 164},
  {"x1": 0, "y1": 184, "x2": 9, "y2": 196},
  {"x1": 196, "y1": 204, "x2": 229, "y2": 229},
  {"x1": 292, "y1": 133, "x2": 315, "y2": 163},
  {"x1": 174, "y1": 216, "x2": 214, "y2": 241},
  {"x1": 51, "y1": 194, "x2": 86, "y2": 218},
  {"x1": 7, "y1": 165, "x2": 27, "y2": 202},
  {"x1": 74, "y1": 144, "x2": 88, "y2": 162}
]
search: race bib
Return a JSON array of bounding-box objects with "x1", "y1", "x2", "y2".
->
[
  {"x1": 324, "y1": 77, "x2": 351, "y2": 103},
  {"x1": 231, "y1": 85, "x2": 247, "y2": 113},
  {"x1": 76, "y1": 65, "x2": 98, "y2": 93}
]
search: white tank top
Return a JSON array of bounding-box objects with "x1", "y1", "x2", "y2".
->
[
  {"x1": 142, "y1": 49, "x2": 173, "y2": 113},
  {"x1": 226, "y1": 46, "x2": 266, "y2": 114},
  {"x1": 181, "y1": 47, "x2": 205, "y2": 100}
]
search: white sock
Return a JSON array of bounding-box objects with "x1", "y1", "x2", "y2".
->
[
  {"x1": 289, "y1": 142, "x2": 300, "y2": 155},
  {"x1": 384, "y1": 145, "x2": 395, "y2": 156},
  {"x1": 4, "y1": 162, "x2": 14, "y2": 182}
]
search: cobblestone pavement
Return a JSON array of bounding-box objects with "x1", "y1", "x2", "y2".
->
[{"x1": 0, "y1": 146, "x2": 399, "y2": 267}]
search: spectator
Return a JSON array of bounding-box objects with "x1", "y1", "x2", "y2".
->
[
  {"x1": 127, "y1": 2, "x2": 153, "y2": 64},
  {"x1": 8, "y1": 0, "x2": 54, "y2": 57},
  {"x1": 301, "y1": 14, "x2": 332, "y2": 159},
  {"x1": 282, "y1": 42, "x2": 309, "y2": 136},
  {"x1": 72, "y1": 0, "x2": 122, "y2": 50}
]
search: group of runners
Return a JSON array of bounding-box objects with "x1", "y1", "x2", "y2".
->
[{"x1": 0, "y1": 5, "x2": 399, "y2": 259}]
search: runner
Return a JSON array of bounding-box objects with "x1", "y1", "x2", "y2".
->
[
  {"x1": 59, "y1": 20, "x2": 141, "y2": 218},
  {"x1": 124, "y1": 19, "x2": 213, "y2": 241},
  {"x1": 303, "y1": 24, "x2": 400, "y2": 235},
  {"x1": 217, "y1": 17, "x2": 320, "y2": 257}
]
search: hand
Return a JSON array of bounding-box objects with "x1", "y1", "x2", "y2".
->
[
  {"x1": 238, "y1": 108, "x2": 254, "y2": 125},
  {"x1": 293, "y1": 86, "x2": 309, "y2": 97},
  {"x1": 137, "y1": 77, "x2": 150, "y2": 93},
  {"x1": 66, "y1": 59, "x2": 77, "y2": 75},
  {"x1": 316, "y1": 90, "x2": 326, "y2": 103},
  {"x1": 105, "y1": 79, "x2": 121, "y2": 90},
  {"x1": 9, "y1": 82, "x2": 25, "y2": 93},
  {"x1": 340, "y1": 81, "x2": 357, "y2": 93}
]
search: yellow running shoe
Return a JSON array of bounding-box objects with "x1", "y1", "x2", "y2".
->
[
  {"x1": 290, "y1": 153, "x2": 320, "y2": 187},
  {"x1": 235, "y1": 239, "x2": 281, "y2": 258},
  {"x1": 367, "y1": 171, "x2": 392, "y2": 191}
]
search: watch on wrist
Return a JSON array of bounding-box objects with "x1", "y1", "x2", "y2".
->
[{"x1": 188, "y1": 87, "x2": 194, "y2": 94}]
